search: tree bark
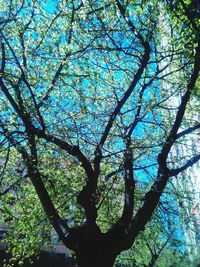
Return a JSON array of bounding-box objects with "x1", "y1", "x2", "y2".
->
[
  {"x1": 75, "y1": 247, "x2": 117, "y2": 267},
  {"x1": 69, "y1": 225, "x2": 120, "y2": 267}
]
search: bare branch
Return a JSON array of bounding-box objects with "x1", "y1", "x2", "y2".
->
[
  {"x1": 158, "y1": 40, "x2": 200, "y2": 166},
  {"x1": 118, "y1": 136, "x2": 135, "y2": 225},
  {"x1": 176, "y1": 123, "x2": 200, "y2": 139},
  {"x1": 169, "y1": 154, "x2": 200, "y2": 177}
]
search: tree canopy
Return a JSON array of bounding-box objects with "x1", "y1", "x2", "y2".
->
[{"x1": 0, "y1": 0, "x2": 200, "y2": 266}]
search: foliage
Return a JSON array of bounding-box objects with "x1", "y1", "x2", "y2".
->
[{"x1": 0, "y1": 0, "x2": 200, "y2": 266}]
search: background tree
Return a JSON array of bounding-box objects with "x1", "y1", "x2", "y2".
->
[{"x1": 0, "y1": 0, "x2": 200, "y2": 267}]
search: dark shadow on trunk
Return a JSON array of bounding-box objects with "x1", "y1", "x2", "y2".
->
[{"x1": 75, "y1": 245, "x2": 117, "y2": 267}]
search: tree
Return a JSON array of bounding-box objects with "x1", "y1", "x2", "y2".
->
[{"x1": 0, "y1": 0, "x2": 200, "y2": 266}]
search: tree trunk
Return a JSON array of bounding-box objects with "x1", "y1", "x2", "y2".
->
[
  {"x1": 66, "y1": 224, "x2": 126, "y2": 267},
  {"x1": 75, "y1": 243, "x2": 117, "y2": 267}
]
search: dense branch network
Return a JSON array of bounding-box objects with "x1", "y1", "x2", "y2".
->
[{"x1": 0, "y1": 0, "x2": 200, "y2": 265}]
